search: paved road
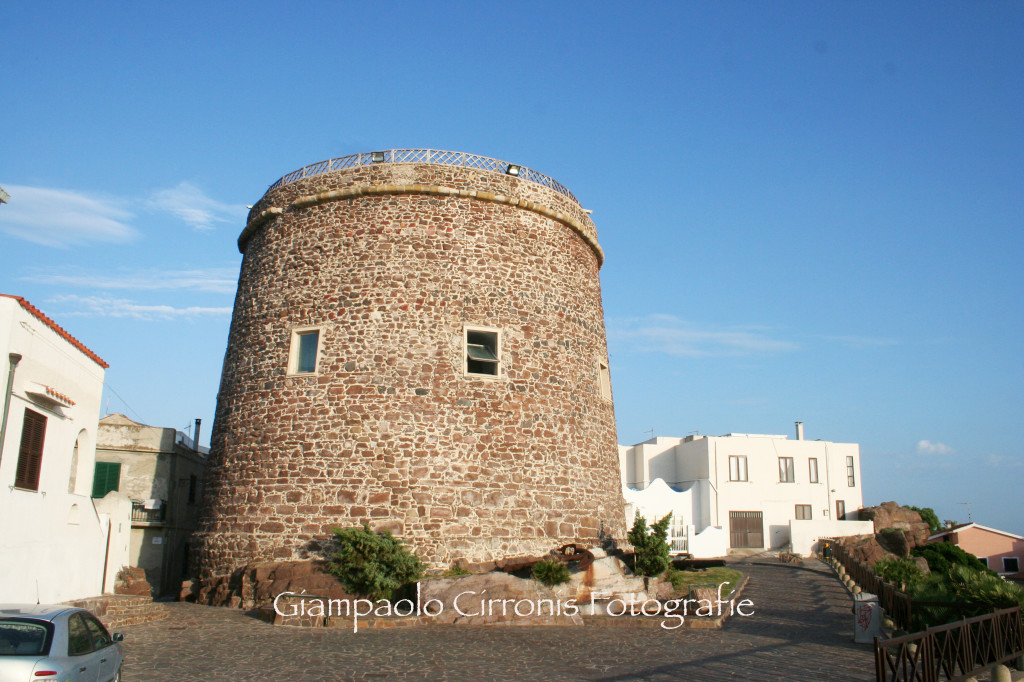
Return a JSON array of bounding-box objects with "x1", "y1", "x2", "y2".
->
[{"x1": 118, "y1": 559, "x2": 875, "y2": 681}]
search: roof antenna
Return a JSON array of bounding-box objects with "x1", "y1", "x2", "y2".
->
[
  {"x1": 644, "y1": 427, "x2": 655, "y2": 440},
  {"x1": 956, "y1": 501, "x2": 973, "y2": 523}
]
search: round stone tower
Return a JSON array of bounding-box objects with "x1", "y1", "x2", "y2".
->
[{"x1": 193, "y1": 150, "x2": 625, "y2": 582}]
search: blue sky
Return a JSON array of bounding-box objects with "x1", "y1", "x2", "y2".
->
[{"x1": 2, "y1": 2, "x2": 1022, "y2": 535}]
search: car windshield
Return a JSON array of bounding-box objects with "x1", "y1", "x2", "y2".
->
[{"x1": 0, "y1": 618, "x2": 53, "y2": 656}]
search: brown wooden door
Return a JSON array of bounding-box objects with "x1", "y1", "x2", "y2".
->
[{"x1": 729, "y1": 511, "x2": 764, "y2": 548}]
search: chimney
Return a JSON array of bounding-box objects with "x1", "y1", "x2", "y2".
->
[
  {"x1": 795, "y1": 421, "x2": 804, "y2": 440},
  {"x1": 193, "y1": 418, "x2": 202, "y2": 451}
]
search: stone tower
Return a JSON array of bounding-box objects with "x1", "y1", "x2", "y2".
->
[{"x1": 193, "y1": 150, "x2": 625, "y2": 583}]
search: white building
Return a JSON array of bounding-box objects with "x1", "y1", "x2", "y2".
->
[
  {"x1": 620, "y1": 423, "x2": 872, "y2": 557},
  {"x1": 0, "y1": 295, "x2": 131, "y2": 603}
]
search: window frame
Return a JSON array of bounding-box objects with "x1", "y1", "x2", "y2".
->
[
  {"x1": 728, "y1": 455, "x2": 748, "y2": 482},
  {"x1": 778, "y1": 456, "x2": 795, "y2": 483},
  {"x1": 1004, "y1": 557, "x2": 1020, "y2": 573},
  {"x1": 808, "y1": 457, "x2": 819, "y2": 484},
  {"x1": 464, "y1": 326, "x2": 501, "y2": 378},
  {"x1": 14, "y1": 408, "x2": 47, "y2": 492},
  {"x1": 795, "y1": 504, "x2": 812, "y2": 520},
  {"x1": 287, "y1": 326, "x2": 322, "y2": 376},
  {"x1": 846, "y1": 455, "x2": 856, "y2": 487}
]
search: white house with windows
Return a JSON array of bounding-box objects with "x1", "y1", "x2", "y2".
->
[
  {"x1": 0, "y1": 295, "x2": 131, "y2": 602},
  {"x1": 620, "y1": 424, "x2": 872, "y2": 557}
]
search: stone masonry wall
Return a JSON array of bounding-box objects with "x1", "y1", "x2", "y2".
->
[{"x1": 192, "y1": 160, "x2": 626, "y2": 582}]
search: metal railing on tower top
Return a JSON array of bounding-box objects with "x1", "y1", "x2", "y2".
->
[{"x1": 267, "y1": 149, "x2": 579, "y2": 205}]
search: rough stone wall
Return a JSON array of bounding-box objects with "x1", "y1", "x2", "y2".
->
[{"x1": 192, "y1": 160, "x2": 625, "y2": 581}]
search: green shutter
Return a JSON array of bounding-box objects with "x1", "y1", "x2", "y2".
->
[{"x1": 91, "y1": 461, "x2": 121, "y2": 498}]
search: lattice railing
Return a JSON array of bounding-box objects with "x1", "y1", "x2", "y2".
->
[
  {"x1": 875, "y1": 607, "x2": 1024, "y2": 682},
  {"x1": 266, "y1": 149, "x2": 579, "y2": 204}
]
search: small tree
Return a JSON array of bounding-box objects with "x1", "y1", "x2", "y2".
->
[
  {"x1": 628, "y1": 511, "x2": 672, "y2": 577},
  {"x1": 327, "y1": 524, "x2": 424, "y2": 600}
]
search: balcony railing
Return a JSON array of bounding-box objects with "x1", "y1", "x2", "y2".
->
[
  {"x1": 131, "y1": 500, "x2": 166, "y2": 524},
  {"x1": 266, "y1": 149, "x2": 580, "y2": 204}
]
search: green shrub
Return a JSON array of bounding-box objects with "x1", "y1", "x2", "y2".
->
[
  {"x1": 628, "y1": 512, "x2": 672, "y2": 577},
  {"x1": 874, "y1": 557, "x2": 926, "y2": 590},
  {"x1": 910, "y1": 565, "x2": 1024, "y2": 628},
  {"x1": 326, "y1": 524, "x2": 424, "y2": 600},
  {"x1": 532, "y1": 559, "x2": 571, "y2": 586},
  {"x1": 907, "y1": 506, "x2": 942, "y2": 534},
  {"x1": 444, "y1": 562, "x2": 471, "y2": 577},
  {"x1": 911, "y1": 542, "x2": 993, "y2": 575}
]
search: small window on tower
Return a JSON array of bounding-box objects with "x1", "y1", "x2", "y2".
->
[
  {"x1": 288, "y1": 327, "x2": 322, "y2": 375},
  {"x1": 598, "y1": 361, "x2": 612, "y2": 400},
  {"x1": 465, "y1": 328, "x2": 500, "y2": 377}
]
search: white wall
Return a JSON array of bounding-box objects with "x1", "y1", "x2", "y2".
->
[
  {"x1": 790, "y1": 518, "x2": 874, "y2": 556},
  {"x1": 0, "y1": 297, "x2": 111, "y2": 602}
]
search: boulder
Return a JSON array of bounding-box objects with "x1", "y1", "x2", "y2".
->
[
  {"x1": 189, "y1": 560, "x2": 355, "y2": 608},
  {"x1": 859, "y1": 502, "x2": 931, "y2": 548},
  {"x1": 114, "y1": 566, "x2": 152, "y2": 597}
]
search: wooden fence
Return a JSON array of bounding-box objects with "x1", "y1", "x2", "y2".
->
[{"x1": 874, "y1": 607, "x2": 1023, "y2": 681}]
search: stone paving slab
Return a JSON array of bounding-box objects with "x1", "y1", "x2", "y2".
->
[{"x1": 117, "y1": 562, "x2": 876, "y2": 681}]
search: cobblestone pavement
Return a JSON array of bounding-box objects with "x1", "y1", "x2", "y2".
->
[{"x1": 118, "y1": 559, "x2": 875, "y2": 681}]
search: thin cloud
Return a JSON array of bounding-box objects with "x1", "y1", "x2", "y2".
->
[
  {"x1": 148, "y1": 182, "x2": 246, "y2": 230},
  {"x1": 985, "y1": 454, "x2": 1023, "y2": 469},
  {"x1": 49, "y1": 295, "x2": 231, "y2": 321},
  {"x1": 608, "y1": 314, "x2": 799, "y2": 357},
  {"x1": 0, "y1": 184, "x2": 138, "y2": 247},
  {"x1": 916, "y1": 440, "x2": 953, "y2": 455},
  {"x1": 24, "y1": 267, "x2": 238, "y2": 295}
]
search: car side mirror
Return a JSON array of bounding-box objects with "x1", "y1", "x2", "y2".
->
[{"x1": 112, "y1": 633, "x2": 125, "y2": 642}]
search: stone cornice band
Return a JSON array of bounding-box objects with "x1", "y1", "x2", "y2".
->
[{"x1": 239, "y1": 184, "x2": 604, "y2": 267}]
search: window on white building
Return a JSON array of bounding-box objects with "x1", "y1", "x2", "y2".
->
[
  {"x1": 287, "y1": 327, "x2": 322, "y2": 375},
  {"x1": 779, "y1": 457, "x2": 795, "y2": 483},
  {"x1": 729, "y1": 455, "x2": 748, "y2": 482},
  {"x1": 847, "y1": 456, "x2": 856, "y2": 486},
  {"x1": 465, "y1": 328, "x2": 500, "y2": 377},
  {"x1": 795, "y1": 504, "x2": 812, "y2": 520},
  {"x1": 15, "y1": 408, "x2": 47, "y2": 491},
  {"x1": 808, "y1": 457, "x2": 819, "y2": 483}
]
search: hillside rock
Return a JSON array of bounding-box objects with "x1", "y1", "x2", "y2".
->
[{"x1": 858, "y1": 502, "x2": 931, "y2": 549}]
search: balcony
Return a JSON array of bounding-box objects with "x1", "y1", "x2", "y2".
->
[{"x1": 131, "y1": 500, "x2": 166, "y2": 525}]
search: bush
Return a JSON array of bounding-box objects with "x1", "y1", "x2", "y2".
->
[
  {"x1": 907, "y1": 506, "x2": 942, "y2": 534},
  {"x1": 628, "y1": 512, "x2": 672, "y2": 577},
  {"x1": 910, "y1": 565, "x2": 1024, "y2": 628},
  {"x1": 444, "y1": 563, "x2": 471, "y2": 577},
  {"x1": 532, "y1": 559, "x2": 571, "y2": 586},
  {"x1": 911, "y1": 542, "x2": 993, "y2": 575},
  {"x1": 874, "y1": 557, "x2": 926, "y2": 590},
  {"x1": 326, "y1": 524, "x2": 424, "y2": 600}
]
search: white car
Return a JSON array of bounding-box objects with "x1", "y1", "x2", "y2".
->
[{"x1": 0, "y1": 604, "x2": 124, "y2": 681}]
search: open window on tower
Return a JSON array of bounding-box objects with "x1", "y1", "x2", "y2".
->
[{"x1": 464, "y1": 327, "x2": 500, "y2": 377}]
